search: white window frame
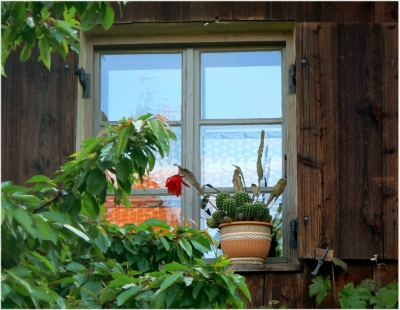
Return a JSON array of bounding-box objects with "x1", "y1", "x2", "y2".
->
[{"x1": 78, "y1": 21, "x2": 298, "y2": 265}]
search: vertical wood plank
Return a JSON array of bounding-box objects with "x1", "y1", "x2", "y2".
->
[
  {"x1": 180, "y1": 2, "x2": 218, "y2": 21},
  {"x1": 270, "y1": 2, "x2": 321, "y2": 22},
  {"x1": 381, "y1": 23, "x2": 398, "y2": 259},
  {"x1": 110, "y1": 2, "x2": 136, "y2": 23},
  {"x1": 297, "y1": 22, "x2": 340, "y2": 259},
  {"x1": 373, "y1": 261, "x2": 399, "y2": 288},
  {"x1": 1, "y1": 50, "x2": 22, "y2": 184},
  {"x1": 238, "y1": 273, "x2": 265, "y2": 308},
  {"x1": 374, "y1": 2, "x2": 399, "y2": 23},
  {"x1": 216, "y1": 2, "x2": 234, "y2": 21},
  {"x1": 233, "y1": 2, "x2": 268, "y2": 20},
  {"x1": 337, "y1": 23, "x2": 383, "y2": 259},
  {"x1": 265, "y1": 266, "x2": 314, "y2": 308},
  {"x1": 155, "y1": 2, "x2": 181, "y2": 22},
  {"x1": 321, "y1": 2, "x2": 374, "y2": 22},
  {"x1": 2, "y1": 46, "x2": 77, "y2": 185},
  {"x1": 130, "y1": 2, "x2": 156, "y2": 22}
]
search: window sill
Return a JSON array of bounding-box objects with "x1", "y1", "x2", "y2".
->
[{"x1": 229, "y1": 263, "x2": 304, "y2": 273}]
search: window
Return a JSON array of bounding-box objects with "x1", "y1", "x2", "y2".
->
[{"x1": 80, "y1": 22, "x2": 296, "y2": 263}]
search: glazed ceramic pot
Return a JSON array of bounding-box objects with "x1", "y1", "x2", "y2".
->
[{"x1": 218, "y1": 221, "x2": 273, "y2": 265}]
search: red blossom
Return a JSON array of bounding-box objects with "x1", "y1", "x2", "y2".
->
[{"x1": 165, "y1": 174, "x2": 190, "y2": 197}]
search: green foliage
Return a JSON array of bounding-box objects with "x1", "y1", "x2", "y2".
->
[
  {"x1": 1, "y1": 1, "x2": 120, "y2": 74},
  {"x1": 338, "y1": 283, "x2": 372, "y2": 309},
  {"x1": 309, "y1": 275, "x2": 333, "y2": 305},
  {"x1": 1, "y1": 114, "x2": 251, "y2": 308}
]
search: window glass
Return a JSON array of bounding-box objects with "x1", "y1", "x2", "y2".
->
[
  {"x1": 201, "y1": 51, "x2": 281, "y2": 119},
  {"x1": 200, "y1": 125, "x2": 282, "y2": 188},
  {"x1": 101, "y1": 53, "x2": 182, "y2": 122}
]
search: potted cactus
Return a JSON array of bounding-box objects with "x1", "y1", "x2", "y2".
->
[{"x1": 165, "y1": 130, "x2": 287, "y2": 265}]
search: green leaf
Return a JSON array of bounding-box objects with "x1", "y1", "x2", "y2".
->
[
  {"x1": 360, "y1": 279, "x2": 375, "y2": 292},
  {"x1": 31, "y1": 287, "x2": 55, "y2": 302},
  {"x1": 231, "y1": 273, "x2": 251, "y2": 301},
  {"x1": 1, "y1": 283, "x2": 11, "y2": 301},
  {"x1": 150, "y1": 288, "x2": 167, "y2": 308},
  {"x1": 332, "y1": 257, "x2": 348, "y2": 272},
  {"x1": 82, "y1": 192, "x2": 100, "y2": 219},
  {"x1": 80, "y1": 2, "x2": 103, "y2": 31},
  {"x1": 162, "y1": 262, "x2": 189, "y2": 272},
  {"x1": 116, "y1": 157, "x2": 134, "y2": 183},
  {"x1": 31, "y1": 214, "x2": 51, "y2": 239},
  {"x1": 117, "y1": 285, "x2": 142, "y2": 306},
  {"x1": 371, "y1": 285, "x2": 398, "y2": 309},
  {"x1": 178, "y1": 238, "x2": 193, "y2": 257},
  {"x1": 81, "y1": 281, "x2": 103, "y2": 300},
  {"x1": 192, "y1": 280, "x2": 205, "y2": 299},
  {"x1": 160, "y1": 236, "x2": 171, "y2": 251},
  {"x1": 38, "y1": 37, "x2": 51, "y2": 70},
  {"x1": 100, "y1": 287, "x2": 118, "y2": 304},
  {"x1": 77, "y1": 137, "x2": 103, "y2": 161},
  {"x1": 109, "y1": 276, "x2": 140, "y2": 288},
  {"x1": 338, "y1": 283, "x2": 372, "y2": 309},
  {"x1": 160, "y1": 272, "x2": 184, "y2": 292},
  {"x1": 86, "y1": 168, "x2": 106, "y2": 195},
  {"x1": 40, "y1": 210, "x2": 70, "y2": 224},
  {"x1": 144, "y1": 147, "x2": 156, "y2": 171},
  {"x1": 11, "y1": 207, "x2": 33, "y2": 233},
  {"x1": 31, "y1": 251, "x2": 55, "y2": 272},
  {"x1": 11, "y1": 2, "x2": 27, "y2": 29},
  {"x1": 130, "y1": 147, "x2": 148, "y2": 169},
  {"x1": 26, "y1": 175, "x2": 52, "y2": 183},
  {"x1": 101, "y1": 5, "x2": 114, "y2": 30},
  {"x1": 66, "y1": 262, "x2": 87, "y2": 273},
  {"x1": 309, "y1": 275, "x2": 332, "y2": 305},
  {"x1": 116, "y1": 126, "x2": 133, "y2": 158},
  {"x1": 20, "y1": 41, "x2": 33, "y2": 61},
  {"x1": 51, "y1": 277, "x2": 77, "y2": 284},
  {"x1": 94, "y1": 232, "x2": 111, "y2": 253},
  {"x1": 63, "y1": 224, "x2": 90, "y2": 241},
  {"x1": 141, "y1": 218, "x2": 170, "y2": 228},
  {"x1": 205, "y1": 284, "x2": 219, "y2": 301}
]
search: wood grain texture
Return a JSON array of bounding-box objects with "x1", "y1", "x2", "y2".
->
[
  {"x1": 381, "y1": 23, "x2": 398, "y2": 259},
  {"x1": 233, "y1": 2, "x2": 268, "y2": 20},
  {"x1": 237, "y1": 273, "x2": 265, "y2": 308},
  {"x1": 270, "y1": 2, "x2": 322, "y2": 22},
  {"x1": 296, "y1": 23, "x2": 340, "y2": 259},
  {"x1": 321, "y1": 2, "x2": 374, "y2": 22},
  {"x1": 374, "y1": 2, "x2": 399, "y2": 23},
  {"x1": 265, "y1": 262, "x2": 314, "y2": 309},
  {"x1": 337, "y1": 23, "x2": 383, "y2": 259},
  {"x1": 155, "y1": 2, "x2": 181, "y2": 22},
  {"x1": 180, "y1": 2, "x2": 218, "y2": 21},
  {"x1": 373, "y1": 260, "x2": 399, "y2": 287},
  {"x1": 1, "y1": 46, "x2": 77, "y2": 185}
]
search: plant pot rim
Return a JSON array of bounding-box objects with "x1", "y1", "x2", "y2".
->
[{"x1": 218, "y1": 221, "x2": 273, "y2": 229}]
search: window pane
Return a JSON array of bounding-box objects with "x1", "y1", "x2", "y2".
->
[
  {"x1": 104, "y1": 196, "x2": 181, "y2": 226},
  {"x1": 200, "y1": 125, "x2": 282, "y2": 188},
  {"x1": 101, "y1": 53, "x2": 182, "y2": 122},
  {"x1": 201, "y1": 51, "x2": 281, "y2": 119}
]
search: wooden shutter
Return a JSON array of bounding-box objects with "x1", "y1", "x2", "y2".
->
[{"x1": 296, "y1": 22, "x2": 398, "y2": 259}]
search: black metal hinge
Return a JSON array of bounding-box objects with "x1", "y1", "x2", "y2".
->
[
  {"x1": 289, "y1": 64, "x2": 296, "y2": 94},
  {"x1": 75, "y1": 67, "x2": 91, "y2": 99},
  {"x1": 290, "y1": 219, "x2": 298, "y2": 248}
]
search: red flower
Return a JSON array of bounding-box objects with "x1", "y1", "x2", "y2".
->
[{"x1": 165, "y1": 174, "x2": 190, "y2": 197}]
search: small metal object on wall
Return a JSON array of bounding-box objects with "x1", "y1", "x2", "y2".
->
[
  {"x1": 289, "y1": 64, "x2": 296, "y2": 94},
  {"x1": 75, "y1": 67, "x2": 91, "y2": 99}
]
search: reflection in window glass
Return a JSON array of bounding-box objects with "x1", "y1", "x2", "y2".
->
[
  {"x1": 200, "y1": 125, "x2": 282, "y2": 188},
  {"x1": 201, "y1": 51, "x2": 281, "y2": 119},
  {"x1": 101, "y1": 53, "x2": 182, "y2": 122},
  {"x1": 104, "y1": 196, "x2": 181, "y2": 226}
]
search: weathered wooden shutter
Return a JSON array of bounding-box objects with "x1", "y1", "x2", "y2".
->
[
  {"x1": 296, "y1": 22, "x2": 398, "y2": 259},
  {"x1": 1, "y1": 47, "x2": 78, "y2": 185}
]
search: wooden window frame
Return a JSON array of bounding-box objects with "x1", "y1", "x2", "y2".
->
[{"x1": 78, "y1": 21, "x2": 300, "y2": 270}]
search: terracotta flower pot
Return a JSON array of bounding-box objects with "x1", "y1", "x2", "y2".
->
[{"x1": 218, "y1": 221, "x2": 273, "y2": 265}]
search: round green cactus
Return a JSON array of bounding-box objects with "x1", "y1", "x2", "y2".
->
[
  {"x1": 211, "y1": 210, "x2": 226, "y2": 224},
  {"x1": 234, "y1": 207, "x2": 243, "y2": 221},
  {"x1": 253, "y1": 202, "x2": 265, "y2": 221},
  {"x1": 261, "y1": 208, "x2": 272, "y2": 222},
  {"x1": 233, "y1": 191, "x2": 251, "y2": 207},
  {"x1": 206, "y1": 217, "x2": 219, "y2": 228},
  {"x1": 222, "y1": 197, "x2": 237, "y2": 218},
  {"x1": 223, "y1": 216, "x2": 233, "y2": 223},
  {"x1": 216, "y1": 192, "x2": 231, "y2": 210},
  {"x1": 242, "y1": 202, "x2": 255, "y2": 220}
]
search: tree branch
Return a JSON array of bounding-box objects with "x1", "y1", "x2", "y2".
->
[{"x1": 33, "y1": 191, "x2": 63, "y2": 213}]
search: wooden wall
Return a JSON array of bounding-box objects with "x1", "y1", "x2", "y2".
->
[{"x1": 1, "y1": 2, "x2": 398, "y2": 308}]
